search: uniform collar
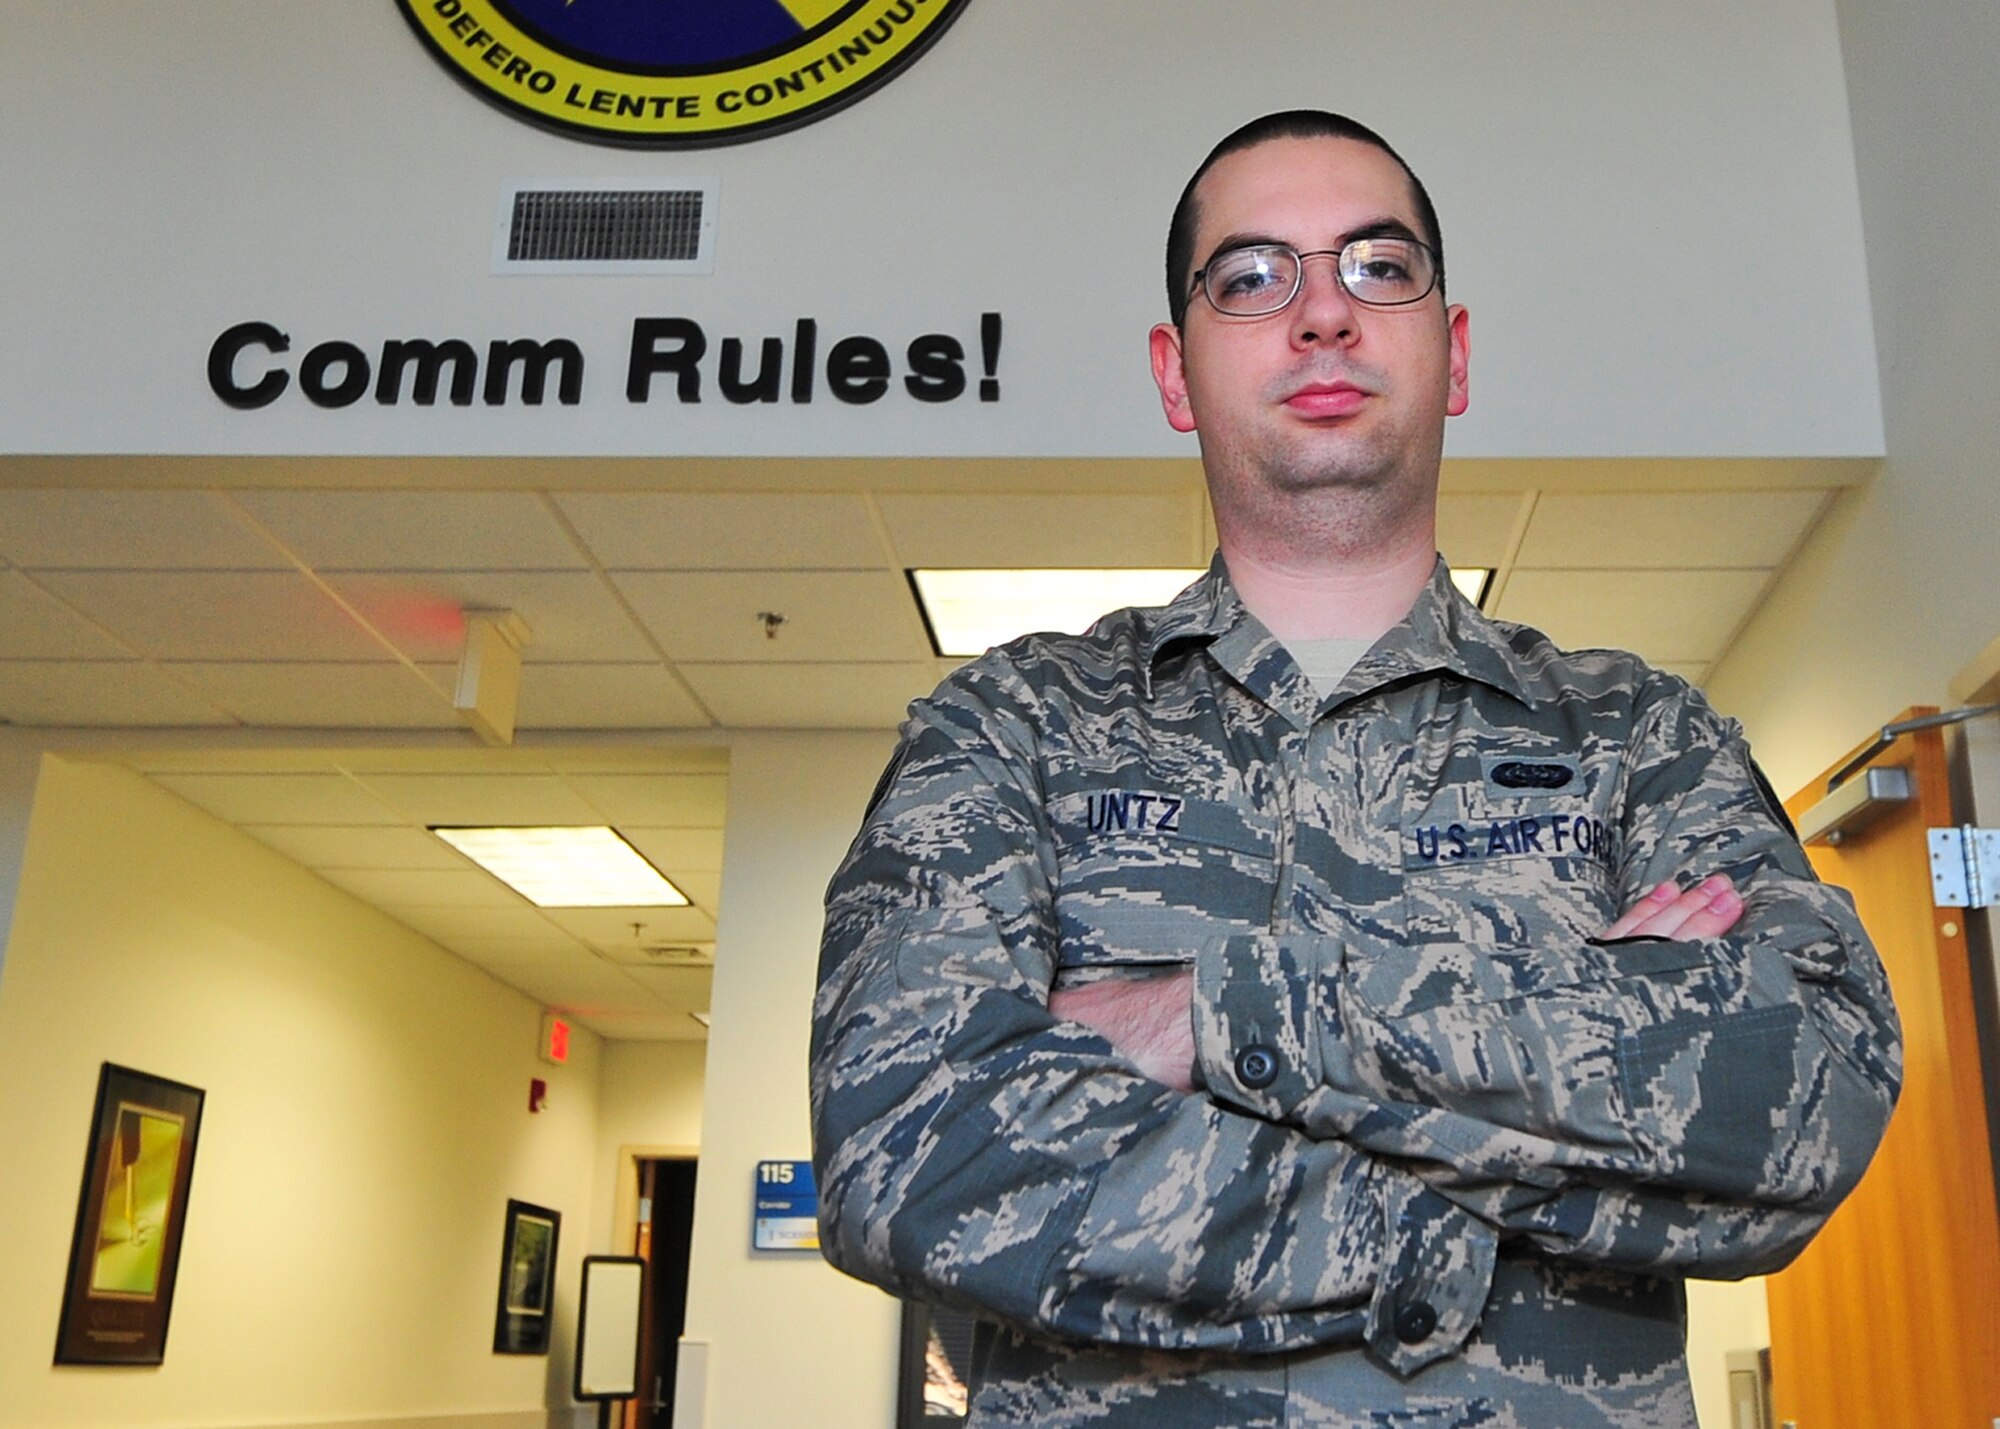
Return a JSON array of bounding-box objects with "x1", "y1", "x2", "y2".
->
[{"x1": 1141, "y1": 553, "x2": 1538, "y2": 717}]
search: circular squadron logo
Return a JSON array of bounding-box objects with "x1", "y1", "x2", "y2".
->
[{"x1": 397, "y1": 0, "x2": 971, "y2": 147}]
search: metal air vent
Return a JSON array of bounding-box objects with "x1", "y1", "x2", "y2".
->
[{"x1": 493, "y1": 179, "x2": 717, "y2": 274}]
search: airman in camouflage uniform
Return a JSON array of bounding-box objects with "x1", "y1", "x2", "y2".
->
[{"x1": 810, "y1": 110, "x2": 1900, "y2": 1427}]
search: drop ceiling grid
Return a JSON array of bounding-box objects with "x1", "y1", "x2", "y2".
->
[{"x1": 0, "y1": 481, "x2": 1847, "y2": 736}]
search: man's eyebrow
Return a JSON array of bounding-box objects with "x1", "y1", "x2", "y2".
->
[{"x1": 1200, "y1": 217, "x2": 1425, "y2": 266}]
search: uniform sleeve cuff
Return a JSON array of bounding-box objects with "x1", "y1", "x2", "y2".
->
[
  {"x1": 1364, "y1": 1179, "x2": 1497, "y2": 1376},
  {"x1": 1192, "y1": 933, "x2": 1321, "y2": 1118}
]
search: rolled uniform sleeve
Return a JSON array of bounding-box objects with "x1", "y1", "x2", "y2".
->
[
  {"x1": 810, "y1": 659, "x2": 1495, "y2": 1372},
  {"x1": 1188, "y1": 678, "x2": 1901, "y2": 1279}
]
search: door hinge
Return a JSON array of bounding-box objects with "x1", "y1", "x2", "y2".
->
[{"x1": 1928, "y1": 826, "x2": 2000, "y2": 907}]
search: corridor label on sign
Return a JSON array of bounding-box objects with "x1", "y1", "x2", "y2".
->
[
  {"x1": 396, "y1": 0, "x2": 973, "y2": 147},
  {"x1": 752, "y1": 1160, "x2": 819, "y2": 1251}
]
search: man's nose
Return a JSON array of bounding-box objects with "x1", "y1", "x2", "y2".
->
[{"x1": 1289, "y1": 252, "x2": 1360, "y2": 347}]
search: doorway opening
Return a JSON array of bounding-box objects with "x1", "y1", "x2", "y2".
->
[{"x1": 617, "y1": 1149, "x2": 698, "y2": 1429}]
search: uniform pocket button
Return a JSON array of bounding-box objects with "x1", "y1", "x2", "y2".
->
[
  {"x1": 1394, "y1": 1301, "x2": 1439, "y2": 1344},
  {"x1": 1234, "y1": 1045, "x2": 1279, "y2": 1089}
]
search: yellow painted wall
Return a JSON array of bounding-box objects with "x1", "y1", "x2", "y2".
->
[
  {"x1": 591, "y1": 1040, "x2": 707, "y2": 1251},
  {"x1": 0, "y1": 757, "x2": 600, "y2": 1429}
]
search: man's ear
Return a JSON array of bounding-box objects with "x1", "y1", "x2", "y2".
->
[
  {"x1": 1445, "y1": 304, "x2": 1470, "y2": 417},
  {"x1": 1150, "y1": 323, "x2": 1198, "y2": 433}
]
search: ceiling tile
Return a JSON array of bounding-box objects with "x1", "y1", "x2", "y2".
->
[
  {"x1": 230, "y1": 491, "x2": 587, "y2": 571},
  {"x1": 563, "y1": 773, "x2": 729, "y2": 826},
  {"x1": 36, "y1": 571, "x2": 388, "y2": 660},
  {"x1": 0, "y1": 490, "x2": 290, "y2": 570},
  {"x1": 619, "y1": 827, "x2": 726, "y2": 874},
  {"x1": 0, "y1": 661, "x2": 233, "y2": 727},
  {"x1": 515, "y1": 663, "x2": 712, "y2": 730},
  {"x1": 1435, "y1": 494, "x2": 1529, "y2": 569},
  {"x1": 564, "y1": 1009, "x2": 705, "y2": 1041},
  {"x1": 876, "y1": 494, "x2": 1199, "y2": 568},
  {"x1": 348, "y1": 772, "x2": 603, "y2": 826},
  {"x1": 431, "y1": 934, "x2": 596, "y2": 964},
  {"x1": 476, "y1": 957, "x2": 652, "y2": 1013},
  {"x1": 541, "y1": 904, "x2": 718, "y2": 949},
  {"x1": 1514, "y1": 492, "x2": 1829, "y2": 569},
  {"x1": 316, "y1": 867, "x2": 524, "y2": 909},
  {"x1": 383, "y1": 903, "x2": 569, "y2": 944},
  {"x1": 1495, "y1": 569, "x2": 1769, "y2": 665},
  {"x1": 328, "y1": 572, "x2": 656, "y2": 663},
  {"x1": 665, "y1": 870, "x2": 722, "y2": 909},
  {"x1": 553, "y1": 492, "x2": 887, "y2": 570},
  {"x1": 240, "y1": 823, "x2": 472, "y2": 870},
  {"x1": 616, "y1": 963, "x2": 713, "y2": 1017},
  {"x1": 166, "y1": 662, "x2": 458, "y2": 728},
  {"x1": 678, "y1": 663, "x2": 934, "y2": 728},
  {"x1": 0, "y1": 573, "x2": 139, "y2": 658},
  {"x1": 149, "y1": 772, "x2": 402, "y2": 826},
  {"x1": 614, "y1": 570, "x2": 932, "y2": 662}
]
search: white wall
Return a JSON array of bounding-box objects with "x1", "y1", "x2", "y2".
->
[
  {"x1": 679, "y1": 730, "x2": 899, "y2": 1429},
  {"x1": 2, "y1": 0, "x2": 1878, "y2": 461},
  {"x1": 0, "y1": 756, "x2": 602, "y2": 1429},
  {"x1": 1706, "y1": 0, "x2": 2000, "y2": 790}
]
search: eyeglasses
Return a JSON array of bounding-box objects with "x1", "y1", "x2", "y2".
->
[{"x1": 1191, "y1": 238, "x2": 1440, "y2": 316}]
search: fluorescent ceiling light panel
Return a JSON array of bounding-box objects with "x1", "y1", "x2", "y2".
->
[
  {"x1": 913, "y1": 566, "x2": 1496, "y2": 657},
  {"x1": 912, "y1": 568, "x2": 1204, "y2": 657},
  {"x1": 1451, "y1": 567, "x2": 1492, "y2": 607},
  {"x1": 432, "y1": 826, "x2": 690, "y2": 907}
]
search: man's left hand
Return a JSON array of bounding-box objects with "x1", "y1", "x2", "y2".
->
[{"x1": 1600, "y1": 873, "x2": 1744, "y2": 941}]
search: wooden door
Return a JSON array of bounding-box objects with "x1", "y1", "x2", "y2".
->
[{"x1": 1767, "y1": 709, "x2": 2000, "y2": 1427}]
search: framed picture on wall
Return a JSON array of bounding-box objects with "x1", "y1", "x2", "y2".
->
[
  {"x1": 53, "y1": 1063, "x2": 207, "y2": 1366},
  {"x1": 492, "y1": 1198, "x2": 561, "y2": 1354},
  {"x1": 897, "y1": 1301, "x2": 979, "y2": 1427}
]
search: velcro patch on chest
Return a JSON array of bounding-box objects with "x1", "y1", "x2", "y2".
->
[{"x1": 1479, "y1": 753, "x2": 1582, "y2": 799}]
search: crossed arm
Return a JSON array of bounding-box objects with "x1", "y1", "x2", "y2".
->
[{"x1": 1049, "y1": 874, "x2": 1749, "y2": 1093}]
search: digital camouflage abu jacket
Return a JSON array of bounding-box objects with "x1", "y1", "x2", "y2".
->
[{"x1": 810, "y1": 558, "x2": 1900, "y2": 1427}]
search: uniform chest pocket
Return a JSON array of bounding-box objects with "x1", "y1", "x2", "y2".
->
[
  {"x1": 1049, "y1": 793, "x2": 1275, "y2": 970},
  {"x1": 1401, "y1": 804, "x2": 1623, "y2": 948}
]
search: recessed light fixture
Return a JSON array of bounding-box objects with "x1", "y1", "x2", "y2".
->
[
  {"x1": 909, "y1": 569, "x2": 1205, "y2": 657},
  {"x1": 910, "y1": 565, "x2": 1497, "y2": 657},
  {"x1": 431, "y1": 826, "x2": 689, "y2": 908}
]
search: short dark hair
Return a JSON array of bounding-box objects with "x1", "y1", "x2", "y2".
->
[{"x1": 1165, "y1": 110, "x2": 1445, "y2": 327}]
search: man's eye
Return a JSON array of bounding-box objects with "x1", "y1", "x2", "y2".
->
[
  {"x1": 1353, "y1": 258, "x2": 1413, "y2": 283},
  {"x1": 1220, "y1": 266, "x2": 1283, "y2": 296}
]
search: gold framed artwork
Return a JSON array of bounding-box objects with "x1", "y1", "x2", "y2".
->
[{"x1": 54, "y1": 1063, "x2": 206, "y2": 1366}]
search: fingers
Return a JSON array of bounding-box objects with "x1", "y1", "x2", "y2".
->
[
  {"x1": 1600, "y1": 879, "x2": 1680, "y2": 939},
  {"x1": 1602, "y1": 874, "x2": 1744, "y2": 941}
]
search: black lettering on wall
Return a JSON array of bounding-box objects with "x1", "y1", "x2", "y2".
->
[
  {"x1": 207, "y1": 321, "x2": 291, "y2": 409},
  {"x1": 718, "y1": 336, "x2": 783, "y2": 404},
  {"x1": 904, "y1": 334, "x2": 966, "y2": 402},
  {"x1": 826, "y1": 335, "x2": 891, "y2": 404},
  {"x1": 485, "y1": 338, "x2": 584, "y2": 405},
  {"x1": 376, "y1": 338, "x2": 478, "y2": 406},
  {"x1": 789, "y1": 318, "x2": 818, "y2": 404},
  {"x1": 299, "y1": 340, "x2": 371, "y2": 408},
  {"x1": 628, "y1": 318, "x2": 707, "y2": 402}
]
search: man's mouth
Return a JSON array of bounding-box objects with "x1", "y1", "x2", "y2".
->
[{"x1": 1281, "y1": 380, "x2": 1371, "y2": 419}]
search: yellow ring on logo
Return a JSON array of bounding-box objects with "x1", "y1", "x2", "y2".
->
[{"x1": 397, "y1": 0, "x2": 971, "y2": 147}]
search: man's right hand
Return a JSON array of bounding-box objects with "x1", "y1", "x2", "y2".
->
[{"x1": 1047, "y1": 971, "x2": 1197, "y2": 1093}]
